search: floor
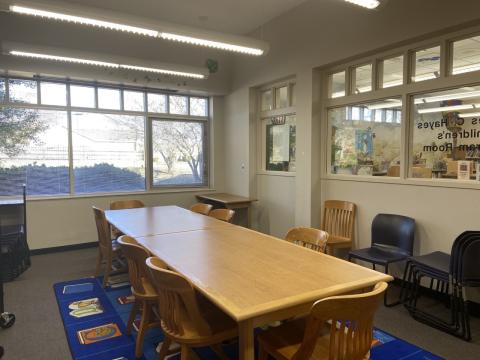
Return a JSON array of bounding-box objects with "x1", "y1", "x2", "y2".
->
[{"x1": 1, "y1": 248, "x2": 479, "y2": 360}]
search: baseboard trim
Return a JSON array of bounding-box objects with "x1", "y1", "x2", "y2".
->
[{"x1": 30, "y1": 242, "x2": 98, "y2": 255}]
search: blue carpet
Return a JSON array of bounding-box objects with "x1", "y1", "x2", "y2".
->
[{"x1": 54, "y1": 277, "x2": 443, "y2": 360}]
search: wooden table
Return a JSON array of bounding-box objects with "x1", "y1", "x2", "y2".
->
[
  {"x1": 196, "y1": 193, "x2": 257, "y2": 228},
  {"x1": 105, "y1": 205, "x2": 233, "y2": 237},
  {"x1": 134, "y1": 225, "x2": 392, "y2": 360}
]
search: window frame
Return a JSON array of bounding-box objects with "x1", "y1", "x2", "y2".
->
[
  {"x1": 320, "y1": 23, "x2": 480, "y2": 190},
  {"x1": 0, "y1": 75, "x2": 211, "y2": 198},
  {"x1": 257, "y1": 79, "x2": 297, "y2": 176}
]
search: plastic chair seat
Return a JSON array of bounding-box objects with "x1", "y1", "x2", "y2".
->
[
  {"x1": 409, "y1": 251, "x2": 450, "y2": 280},
  {"x1": 349, "y1": 246, "x2": 408, "y2": 266}
]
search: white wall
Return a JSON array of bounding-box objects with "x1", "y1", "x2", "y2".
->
[{"x1": 224, "y1": 0, "x2": 480, "y2": 254}]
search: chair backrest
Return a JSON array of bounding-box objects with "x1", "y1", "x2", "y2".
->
[
  {"x1": 110, "y1": 199, "x2": 145, "y2": 210},
  {"x1": 117, "y1": 235, "x2": 151, "y2": 295},
  {"x1": 146, "y1": 257, "x2": 213, "y2": 338},
  {"x1": 209, "y1": 208, "x2": 235, "y2": 223},
  {"x1": 458, "y1": 236, "x2": 480, "y2": 287},
  {"x1": 292, "y1": 282, "x2": 388, "y2": 360},
  {"x1": 92, "y1": 206, "x2": 111, "y2": 256},
  {"x1": 371, "y1": 214, "x2": 415, "y2": 256},
  {"x1": 321, "y1": 200, "x2": 356, "y2": 242},
  {"x1": 190, "y1": 203, "x2": 213, "y2": 215},
  {"x1": 285, "y1": 227, "x2": 329, "y2": 253}
]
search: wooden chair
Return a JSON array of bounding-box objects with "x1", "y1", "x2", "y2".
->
[
  {"x1": 321, "y1": 200, "x2": 356, "y2": 254},
  {"x1": 190, "y1": 203, "x2": 213, "y2": 215},
  {"x1": 285, "y1": 227, "x2": 329, "y2": 253},
  {"x1": 117, "y1": 236, "x2": 161, "y2": 358},
  {"x1": 110, "y1": 200, "x2": 145, "y2": 238},
  {"x1": 208, "y1": 208, "x2": 235, "y2": 223},
  {"x1": 92, "y1": 206, "x2": 124, "y2": 287},
  {"x1": 110, "y1": 199, "x2": 145, "y2": 210},
  {"x1": 258, "y1": 282, "x2": 388, "y2": 360},
  {"x1": 146, "y1": 257, "x2": 238, "y2": 360}
]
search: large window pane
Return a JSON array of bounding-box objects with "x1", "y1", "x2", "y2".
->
[
  {"x1": 452, "y1": 36, "x2": 480, "y2": 75},
  {"x1": 169, "y1": 95, "x2": 188, "y2": 115},
  {"x1": 9, "y1": 79, "x2": 37, "y2": 104},
  {"x1": 412, "y1": 86, "x2": 480, "y2": 180},
  {"x1": 329, "y1": 71, "x2": 346, "y2": 98},
  {"x1": 41, "y1": 82, "x2": 67, "y2": 106},
  {"x1": 353, "y1": 64, "x2": 372, "y2": 93},
  {"x1": 98, "y1": 88, "x2": 121, "y2": 110},
  {"x1": 329, "y1": 100, "x2": 402, "y2": 176},
  {"x1": 72, "y1": 112, "x2": 145, "y2": 193},
  {"x1": 412, "y1": 46, "x2": 441, "y2": 82},
  {"x1": 123, "y1": 90, "x2": 144, "y2": 112},
  {"x1": 381, "y1": 55, "x2": 404, "y2": 88},
  {"x1": 266, "y1": 115, "x2": 296, "y2": 172},
  {"x1": 0, "y1": 108, "x2": 69, "y2": 195},
  {"x1": 147, "y1": 93, "x2": 167, "y2": 113},
  {"x1": 189, "y1": 97, "x2": 208, "y2": 116},
  {"x1": 70, "y1": 85, "x2": 95, "y2": 108},
  {"x1": 152, "y1": 120, "x2": 205, "y2": 186}
]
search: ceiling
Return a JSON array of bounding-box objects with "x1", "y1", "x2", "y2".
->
[{"x1": 58, "y1": 0, "x2": 310, "y2": 35}]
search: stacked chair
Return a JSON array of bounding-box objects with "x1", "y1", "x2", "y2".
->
[{"x1": 401, "y1": 231, "x2": 480, "y2": 341}]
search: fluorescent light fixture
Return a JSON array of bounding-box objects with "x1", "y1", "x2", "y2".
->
[
  {"x1": 9, "y1": 50, "x2": 206, "y2": 79},
  {"x1": 458, "y1": 112, "x2": 480, "y2": 117},
  {"x1": 382, "y1": 80, "x2": 403, "y2": 88},
  {"x1": 10, "y1": 5, "x2": 158, "y2": 37},
  {"x1": 367, "y1": 100, "x2": 402, "y2": 110},
  {"x1": 414, "y1": 90, "x2": 480, "y2": 104},
  {"x1": 417, "y1": 104, "x2": 479, "y2": 114},
  {"x1": 412, "y1": 74, "x2": 437, "y2": 82},
  {"x1": 344, "y1": 0, "x2": 380, "y2": 9},
  {"x1": 119, "y1": 64, "x2": 205, "y2": 79},
  {"x1": 331, "y1": 91, "x2": 346, "y2": 98},
  {"x1": 452, "y1": 64, "x2": 480, "y2": 75},
  {"x1": 159, "y1": 32, "x2": 263, "y2": 56},
  {"x1": 8, "y1": 3, "x2": 268, "y2": 56}
]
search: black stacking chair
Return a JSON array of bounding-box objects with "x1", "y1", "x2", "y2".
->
[
  {"x1": 348, "y1": 213, "x2": 415, "y2": 306},
  {"x1": 402, "y1": 231, "x2": 480, "y2": 341}
]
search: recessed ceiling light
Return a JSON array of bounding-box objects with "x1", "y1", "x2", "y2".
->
[{"x1": 344, "y1": 0, "x2": 381, "y2": 9}]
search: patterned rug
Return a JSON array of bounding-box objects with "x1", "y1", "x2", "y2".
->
[{"x1": 54, "y1": 277, "x2": 443, "y2": 360}]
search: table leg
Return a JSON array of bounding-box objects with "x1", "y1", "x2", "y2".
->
[
  {"x1": 238, "y1": 319, "x2": 254, "y2": 360},
  {"x1": 246, "y1": 206, "x2": 252, "y2": 228}
]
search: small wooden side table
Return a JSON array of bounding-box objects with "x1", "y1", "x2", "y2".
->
[{"x1": 196, "y1": 193, "x2": 257, "y2": 228}]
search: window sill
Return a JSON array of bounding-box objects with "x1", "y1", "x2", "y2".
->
[
  {"x1": 325, "y1": 174, "x2": 480, "y2": 190},
  {"x1": 257, "y1": 170, "x2": 296, "y2": 177},
  {"x1": 25, "y1": 187, "x2": 216, "y2": 202}
]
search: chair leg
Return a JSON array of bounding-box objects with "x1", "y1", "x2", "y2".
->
[
  {"x1": 126, "y1": 299, "x2": 140, "y2": 335},
  {"x1": 157, "y1": 337, "x2": 173, "y2": 360},
  {"x1": 135, "y1": 300, "x2": 152, "y2": 358},
  {"x1": 211, "y1": 344, "x2": 229, "y2": 360},
  {"x1": 180, "y1": 345, "x2": 190, "y2": 360},
  {"x1": 102, "y1": 255, "x2": 112, "y2": 288},
  {"x1": 94, "y1": 249, "x2": 102, "y2": 277},
  {"x1": 258, "y1": 344, "x2": 269, "y2": 360}
]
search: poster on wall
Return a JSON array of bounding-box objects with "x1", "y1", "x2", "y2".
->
[{"x1": 355, "y1": 129, "x2": 374, "y2": 156}]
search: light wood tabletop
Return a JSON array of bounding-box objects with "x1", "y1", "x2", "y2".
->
[
  {"x1": 105, "y1": 205, "x2": 233, "y2": 237},
  {"x1": 136, "y1": 226, "x2": 392, "y2": 360}
]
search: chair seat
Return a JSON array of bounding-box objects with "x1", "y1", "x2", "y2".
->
[
  {"x1": 410, "y1": 251, "x2": 450, "y2": 274},
  {"x1": 162, "y1": 293, "x2": 237, "y2": 345},
  {"x1": 349, "y1": 246, "x2": 408, "y2": 265},
  {"x1": 258, "y1": 318, "x2": 369, "y2": 360}
]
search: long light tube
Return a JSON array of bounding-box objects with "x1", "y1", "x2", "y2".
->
[
  {"x1": 9, "y1": 4, "x2": 266, "y2": 56},
  {"x1": 10, "y1": 5, "x2": 158, "y2": 37},
  {"x1": 9, "y1": 50, "x2": 206, "y2": 79},
  {"x1": 417, "y1": 104, "x2": 479, "y2": 114},
  {"x1": 458, "y1": 112, "x2": 480, "y2": 117},
  {"x1": 344, "y1": 0, "x2": 380, "y2": 9},
  {"x1": 414, "y1": 90, "x2": 480, "y2": 104}
]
